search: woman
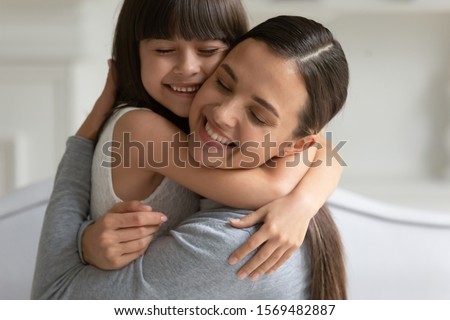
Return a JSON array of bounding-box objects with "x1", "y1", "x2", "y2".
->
[
  {"x1": 32, "y1": 15, "x2": 348, "y2": 299},
  {"x1": 82, "y1": 0, "x2": 343, "y2": 281}
]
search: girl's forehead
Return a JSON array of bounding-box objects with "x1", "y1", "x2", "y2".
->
[{"x1": 140, "y1": 19, "x2": 227, "y2": 42}]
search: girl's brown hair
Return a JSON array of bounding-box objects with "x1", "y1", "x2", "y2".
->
[{"x1": 112, "y1": 0, "x2": 248, "y2": 132}]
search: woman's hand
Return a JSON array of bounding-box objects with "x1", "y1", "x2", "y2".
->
[
  {"x1": 81, "y1": 201, "x2": 167, "y2": 270},
  {"x1": 76, "y1": 59, "x2": 118, "y2": 141},
  {"x1": 228, "y1": 194, "x2": 314, "y2": 281}
]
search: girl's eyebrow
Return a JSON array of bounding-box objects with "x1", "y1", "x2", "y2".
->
[{"x1": 220, "y1": 63, "x2": 279, "y2": 118}]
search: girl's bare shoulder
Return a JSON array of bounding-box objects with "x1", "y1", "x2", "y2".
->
[{"x1": 114, "y1": 108, "x2": 180, "y2": 142}]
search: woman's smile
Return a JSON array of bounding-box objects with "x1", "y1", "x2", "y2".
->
[
  {"x1": 188, "y1": 38, "x2": 308, "y2": 169},
  {"x1": 197, "y1": 117, "x2": 237, "y2": 152}
]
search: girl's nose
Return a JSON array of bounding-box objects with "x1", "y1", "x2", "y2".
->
[{"x1": 174, "y1": 50, "x2": 201, "y2": 76}]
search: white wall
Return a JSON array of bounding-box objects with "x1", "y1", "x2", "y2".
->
[
  {"x1": 327, "y1": 12, "x2": 450, "y2": 211},
  {"x1": 0, "y1": 0, "x2": 120, "y2": 195},
  {"x1": 0, "y1": 0, "x2": 79, "y2": 193},
  {"x1": 243, "y1": 0, "x2": 450, "y2": 212},
  {"x1": 0, "y1": 0, "x2": 449, "y2": 212}
]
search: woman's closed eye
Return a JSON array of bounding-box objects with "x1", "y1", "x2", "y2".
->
[
  {"x1": 215, "y1": 77, "x2": 232, "y2": 93},
  {"x1": 248, "y1": 109, "x2": 268, "y2": 126}
]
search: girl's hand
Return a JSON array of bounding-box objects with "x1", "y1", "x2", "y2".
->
[
  {"x1": 228, "y1": 194, "x2": 314, "y2": 281},
  {"x1": 81, "y1": 201, "x2": 167, "y2": 270},
  {"x1": 76, "y1": 59, "x2": 118, "y2": 141}
]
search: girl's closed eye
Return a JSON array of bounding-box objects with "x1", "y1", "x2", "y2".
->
[
  {"x1": 155, "y1": 48, "x2": 175, "y2": 55},
  {"x1": 198, "y1": 48, "x2": 221, "y2": 56},
  {"x1": 198, "y1": 44, "x2": 228, "y2": 56}
]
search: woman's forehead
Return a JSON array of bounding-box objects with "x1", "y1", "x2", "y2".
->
[
  {"x1": 223, "y1": 39, "x2": 301, "y2": 85},
  {"x1": 219, "y1": 39, "x2": 308, "y2": 118}
]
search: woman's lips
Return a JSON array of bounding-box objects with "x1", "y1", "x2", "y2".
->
[
  {"x1": 205, "y1": 122, "x2": 233, "y2": 145},
  {"x1": 198, "y1": 118, "x2": 236, "y2": 150}
]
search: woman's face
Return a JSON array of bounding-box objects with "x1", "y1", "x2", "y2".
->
[
  {"x1": 189, "y1": 39, "x2": 309, "y2": 169},
  {"x1": 139, "y1": 38, "x2": 228, "y2": 117}
]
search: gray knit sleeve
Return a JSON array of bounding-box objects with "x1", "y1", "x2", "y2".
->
[
  {"x1": 43, "y1": 209, "x2": 309, "y2": 299},
  {"x1": 76, "y1": 219, "x2": 95, "y2": 264},
  {"x1": 31, "y1": 137, "x2": 309, "y2": 300},
  {"x1": 31, "y1": 136, "x2": 94, "y2": 299}
]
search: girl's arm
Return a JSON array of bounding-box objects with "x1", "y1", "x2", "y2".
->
[
  {"x1": 228, "y1": 132, "x2": 343, "y2": 280},
  {"x1": 90, "y1": 61, "x2": 329, "y2": 211},
  {"x1": 114, "y1": 113, "x2": 343, "y2": 281},
  {"x1": 77, "y1": 62, "x2": 166, "y2": 269},
  {"x1": 84, "y1": 66, "x2": 342, "y2": 275},
  {"x1": 113, "y1": 110, "x2": 308, "y2": 209}
]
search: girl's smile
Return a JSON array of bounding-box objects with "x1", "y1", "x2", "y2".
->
[{"x1": 140, "y1": 38, "x2": 228, "y2": 117}]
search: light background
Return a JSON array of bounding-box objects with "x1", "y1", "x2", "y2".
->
[{"x1": 0, "y1": 0, "x2": 449, "y2": 212}]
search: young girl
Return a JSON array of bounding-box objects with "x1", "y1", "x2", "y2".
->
[{"x1": 80, "y1": 0, "x2": 344, "y2": 281}]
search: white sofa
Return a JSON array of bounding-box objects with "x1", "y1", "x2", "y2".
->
[
  {"x1": 1, "y1": 179, "x2": 449, "y2": 299},
  {"x1": 0, "y1": 179, "x2": 53, "y2": 300}
]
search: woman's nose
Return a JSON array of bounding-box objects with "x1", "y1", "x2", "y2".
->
[{"x1": 212, "y1": 100, "x2": 239, "y2": 130}]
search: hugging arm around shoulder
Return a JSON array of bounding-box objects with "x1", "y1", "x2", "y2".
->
[
  {"x1": 115, "y1": 109, "x2": 304, "y2": 210},
  {"x1": 59, "y1": 208, "x2": 310, "y2": 299},
  {"x1": 31, "y1": 136, "x2": 310, "y2": 299},
  {"x1": 31, "y1": 136, "x2": 95, "y2": 298}
]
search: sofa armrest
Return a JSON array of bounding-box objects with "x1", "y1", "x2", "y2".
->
[
  {"x1": 0, "y1": 179, "x2": 53, "y2": 299},
  {"x1": 328, "y1": 188, "x2": 450, "y2": 299}
]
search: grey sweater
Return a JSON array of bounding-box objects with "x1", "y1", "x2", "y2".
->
[{"x1": 31, "y1": 136, "x2": 311, "y2": 299}]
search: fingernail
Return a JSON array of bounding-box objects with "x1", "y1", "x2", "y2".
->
[
  {"x1": 237, "y1": 271, "x2": 248, "y2": 280},
  {"x1": 141, "y1": 205, "x2": 152, "y2": 211},
  {"x1": 229, "y1": 218, "x2": 240, "y2": 224},
  {"x1": 160, "y1": 215, "x2": 168, "y2": 222},
  {"x1": 228, "y1": 257, "x2": 238, "y2": 265},
  {"x1": 267, "y1": 269, "x2": 275, "y2": 275},
  {"x1": 250, "y1": 272, "x2": 261, "y2": 281}
]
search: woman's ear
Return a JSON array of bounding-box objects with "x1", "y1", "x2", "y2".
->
[{"x1": 279, "y1": 134, "x2": 318, "y2": 157}]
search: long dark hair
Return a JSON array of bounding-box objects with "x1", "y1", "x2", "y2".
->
[
  {"x1": 238, "y1": 16, "x2": 349, "y2": 299},
  {"x1": 112, "y1": 0, "x2": 248, "y2": 132},
  {"x1": 307, "y1": 206, "x2": 347, "y2": 299}
]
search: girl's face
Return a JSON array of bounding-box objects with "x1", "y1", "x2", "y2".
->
[
  {"x1": 189, "y1": 39, "x2": 310, "y2": 169},
  {"x1": 139, "y1": 38, "x2": 228, "y2": 117}
]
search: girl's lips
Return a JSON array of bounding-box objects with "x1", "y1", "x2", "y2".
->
[
  {"x1": 169, "y1": 84, "x2": 200, "y2": 93},
  {"x1": 164, "y1": 84, "x2": 200, "y2": 98}
]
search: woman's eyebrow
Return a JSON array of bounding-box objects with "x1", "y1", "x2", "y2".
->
[
  {"x1": 221, "y1": 63, "x2": 279, "y2": 118},
  {"x1": 252, "y1": 96, "x2": 280, "y2": 118},
  {"x1": 220, "y1": 64, "x2": 237, "y2": 82}
]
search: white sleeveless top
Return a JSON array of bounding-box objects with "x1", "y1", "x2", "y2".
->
[{"x1": 91, "y1": 107, "x2": 200, "y2": 235}]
